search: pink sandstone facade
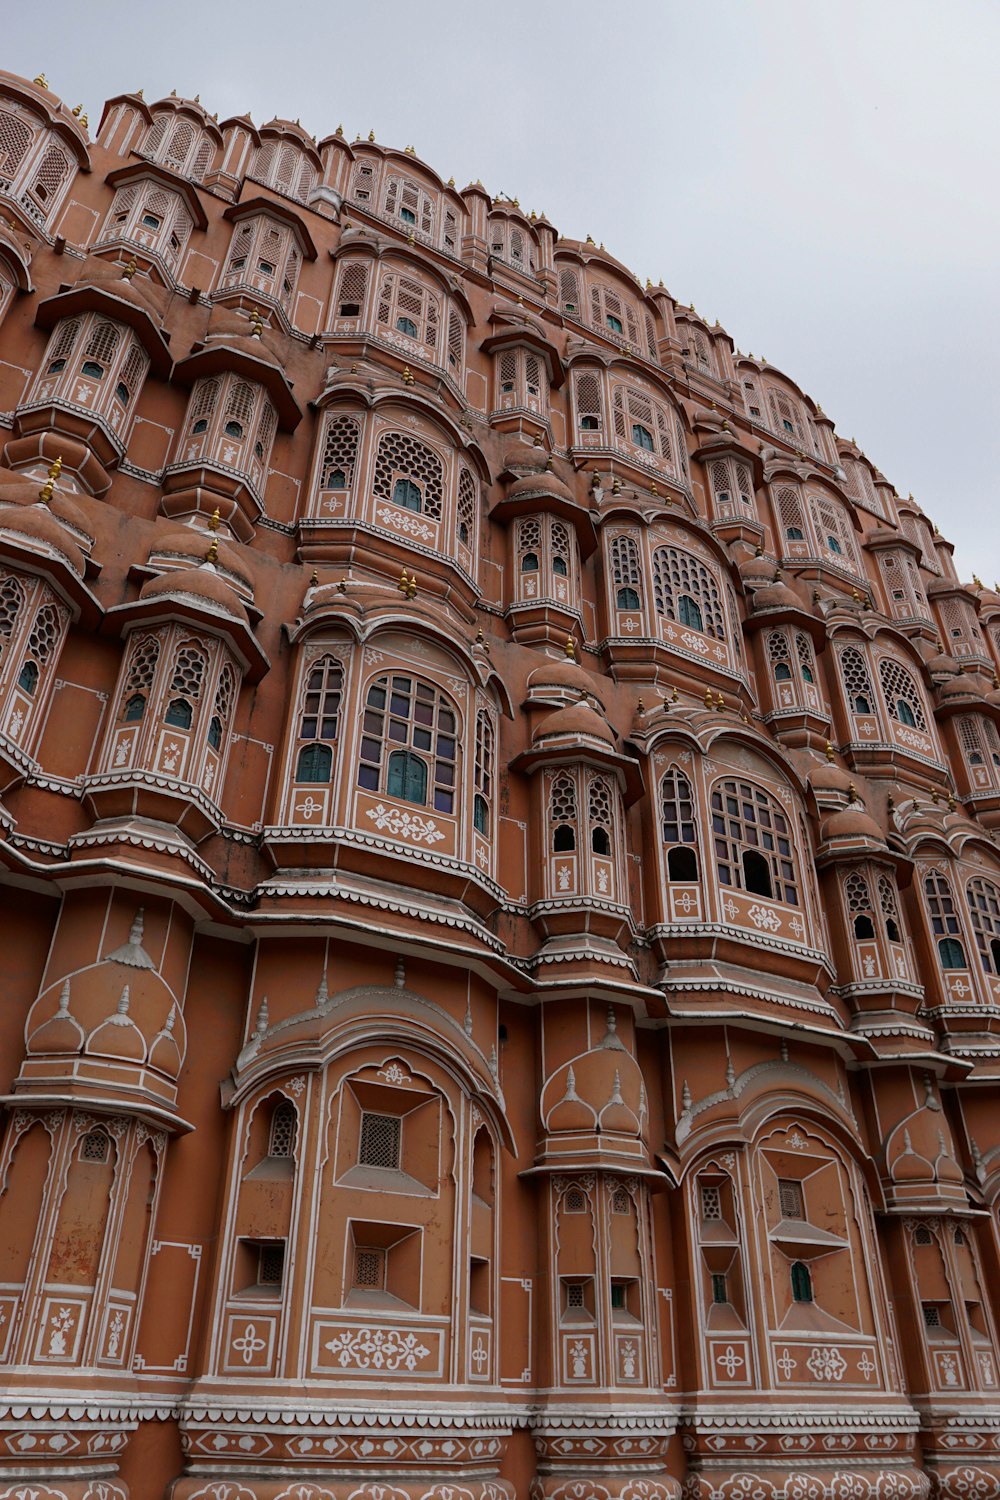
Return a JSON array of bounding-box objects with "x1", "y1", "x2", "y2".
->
[{"x1": 0, "y1": 66, "x2": 998, "y2": 1500}]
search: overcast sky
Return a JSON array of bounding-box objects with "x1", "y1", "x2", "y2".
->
[{"x1": 6, "y1": 0, "x2": 998, "y2": 582}]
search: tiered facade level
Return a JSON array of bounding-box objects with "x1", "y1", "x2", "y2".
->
[{"x1": 1, "y1": 68, "x2": 1000, "y2": 1500}]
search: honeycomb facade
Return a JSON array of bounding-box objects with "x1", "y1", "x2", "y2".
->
[{"x1": 0, "y1": 69, "x2": 998, "y2": 1500}]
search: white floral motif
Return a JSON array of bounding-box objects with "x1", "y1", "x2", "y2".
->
[
  {"x1": 324, "y1": 1326, "x2": 430, "y2": 1371},
  {"x1": 106, "y1": 1309, "x2": 125, "y2": 1358},
  {"x1": 570, "y1": 1338, "x2": 589, "y2": 1377},
  {"x1": 858, "y1": 1350, "x2": 876, "y2": 1381},
  {"x1": 806, "y1": 1345, "x2": 847, "y2": 1381},
  {"x1": 232, "y1": 1323, "x2": 267, "y2": 1364},
  {"x1": 557, "y1": 864, "x2": 572, "y2": 891},
  {"x1": 375, "y1": 504, "x2": 434, "y2": 542},
  {"x1": 939, "y1": 1351, "x2": 959, "y2": 1386},
  {"x1": 7, "y1": 707, "x2": 23, "y2": 740},
  {"x1": 716, "y1": 1344, "x2": 745, "y2": 1377},
  {"x1": 776, "y1": 1347, "x2": 797, "y2": 1378},
  {"x1": 746, "y1": 903, "x2": 782, "y2": 933},
  {"x1": 365, "y1": 803, "x2": 445, "y2": 845}
]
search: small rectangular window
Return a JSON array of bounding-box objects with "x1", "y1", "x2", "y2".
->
[
  {"x1": 565, "y1": 1282, "x2": 585, "y2": 1310},
  {"x1": 354, "y1": 1246, "x2": 386, "y2": 1288},
  {"x1": 922, "y1": 1303, "x2": 942, "y2": 1327},
  {"x1": 339, "y1": 301, "x2": 360, "y2": 317},
  {"x1": 610, "y1": 1281, "x2": 626, "y2": 1310},
  {"x1": 700, "y1": 1184, "x2": 722, "y2": 1220},
  {"x1": 711, "y1": 1272, "x2": 728, "y2": 1305},
  {"x1": 778, "y1": 1178, "x2": 804, "y2": 1219},
  {"x1": 258, "y1": 1242, "x2": 285, "y2": 1286},
  {"x1": 359, "y1": 1111, "x2": 401, "y2": 1170}
]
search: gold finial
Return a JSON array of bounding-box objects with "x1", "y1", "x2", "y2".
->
[
  {"x1": 398, "y1": 569, "x2": 409, "y2": 595},
  {"x1": 368, "y1": 130, "x2": 375, "y2": 142},
  {"x1": 651, "y1": 480, "x2": 658, "y2": 496},
  {"x1": 545, "y1": 454, "x2": 554, "y2": 471},
  {"x1": 448, "y1": 175, "x2": 454, "y2": 187},
  {"x1": 350, "y1": 363, "x2": 358, "y2": 373},
  {"x1": 974, "y1": 574, "x2": 984, "y2": 589},
  {"x1": 564, "y1": 635, "x2": 576, "y2": 660},
  {"x1": 207, "y1": 507, "x2": 220, "y2": 532},
  {"x1": 590, "y1": 469, "x2": 601, "y2": 490},
  {"x1": 887, "y1": 793, "x2": 895, "y2": 813},
  {"x1": 672, "y1": 683, "x2": 679, "y2": 703},
  {"x1": 38, "y1": 454, "x2": 61, "y2": 504},
  {"x1": 72, "y1": 104, "x2": 82, "y2": 117},
  {"x1": 516, "y1": 293, "x2": 524, "y2": 305},
  {"x1": 931, "y1": 786, "x2": 940, "y2": 804},
  {"x1": 755, "y1": 544, "x2": 764, "y2": 557},
  {"x1": 206, "y1": 534, "x2": 219, "y2": 564},
  {"x1": 122, "y1": 255, "x2": 138, "y2": 281},
  {"x1": 948, "y1": 792, "x2": 956, "y2": 811},
  {"x1": 309, "y1": 568, "x2": 318, "y2": 587},
  {"x1": 715, "y1": 693, "x2": 725, "y2": 712},
  {"x1": 704, "y1": 686, "x2": 714, "y2": 709},
  {"x1": 851, "y1": 588, "x2": 862, "y2": 603},
  {"x1": 402, "y1": 365, "x2": 415, "y2": 386},
  {"x1": 585, "y1": 233, "x2": 594, "y2": 244},
  {"x1": 532, "y1": 430, "x2": 543, "y2": 446},
  {"x1": 249, "y1": 306, "x2": 264, "y2": 337},
  {"x1": 136, "y1": 88, "x2": 143, "y2": 99},
  {"x1": 335, "y1": 123, "x2": 344, "y2": 136},
  {"x1": 637, "y1": 696, "x2": 645, "y2": 713},
  {"x1": 611, "y1": 476, "x2": 621, "y2": 496},
  {"x1": 407, "y1": 229, "x2": 415, "y2": 246},
  {"x1": 80, "y1": 114, "x2": 88, "y2": 129},
  {"x1": 825, "y1": 741, "x2": 835, "y2": 763},
  {"x1": 847, "y1": 782, "x2": 858, "y2": 802},
  {"x1": 33, "y1": 74, "x2": 48, "y2": 89}
]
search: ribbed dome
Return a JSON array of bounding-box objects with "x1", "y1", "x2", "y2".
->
[
  {"x1": 939, "y1": 673, "x2": 985, "y2": 701},
  {"x1": 752, "y1": 577, "x2": 802, "y2": 611},
  {"x1": 0, "y1": 468, "x2": 92, "y2": 541},
  {"x1": 822, "y1": 806, "x2": 885, "y2": 843},
  {"x1": 200, "y1": 305, "x2": 287, "y2": 369},
  {"x1": 152, "y1": 526, "x2": 253, "y2": 590},
  {"x1": 81, "y1": 257, "x2": 169, "y2": 319},
  {"x1": 534, "y1": 702, "x2": 616, "y2": 746},
  {"x1": 739, "y1": 552, "x2": 775, "y2": 587},
  {"x1": 0, "y1": 501, "x2": 85, "y2": 575},
  {"x1": 506, "y1": 469, "x2": 576, "y2": 506},
  {"x1": 526, "y1": 658, "x2": 606, "y2": 706},
  {"x1": 809, "y1": 759, "x2": 854, "y2": 797},
  {"x1": 139, "y1": 563, "x2": 249, "y2": 623}
]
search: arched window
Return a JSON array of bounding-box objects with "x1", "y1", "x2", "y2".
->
[
  {"x1": 294, "y1": 655, "x2": 342, "y2": 783},
  {"x1": 711, "y1": 779, "x2": 799, "y2": 905},
  {"x1": 374, "y1": 271, "x2": 440, "y2": 356},
  {"x1": 845, "y1": 870, "x2": 875, "y2": 940},
  {"x1": 810, "y1": 494, "x2": 860, "y2": 572},
  {"x1": 296, "y1": 743, "x2": 332, "y2": 783},
  {"x1": 839, "y1": 645, "x2": 875, "y2": 717},
  {"x1": 967, "y1": 878, "x2": 1000, "y2": 976},
  {"x1": 958, "y1": 716, "x2": 1000, "y2": 783},
  {"x1": 767, "y1": 631, "x2": 793, "y2": 683},
  {"x1": 588, "y1": 777, "x2": 613, "y2": 857},
  {"x1": 120, "y1": 635, "x2": 159, "y2": 723},
  {"x1": 383, "y1": 175, "x2": 435, "y2": 237},
  {"x1": 317, "y1": 412, "x2": 361, "y2": 494},
  {"x1": 925, "y1": 871, "x2": 966, "y2": 969},
  {"x1": 878, "y1": 658, "x2": 927, "y2": 731},
  {"x1": 652, "y1": 547, "x2": 726, "y2": 639},
  {"x1": 612, "y1": 385, "x2": 674, "y2": 468},
  {"x1": 473, "y1": 709, "x2": 494, "y2": 839},
  {"x1": 372, "y1": 431, "x2": 444, "y2": 522},
  {"x1": 710, "y1": 457, "x2": 754, "y2": 519},
  {"x1": 457, "y1": 469, "x2": 477, "y2": 551},
  {"x1": 387, "y1": 750, "x2": 428, "y2": 804},
  {"x1": 795, "y1": 633, "x2": 816, "y2": 684},
  {"x1": 334, "y1": 260, "x2": 370, "y2": 320},
  {"x1": 660, "y1": 768, "x2": 698, "y2": 881},
  {"x1": 358, "y1": 674, "x2": 458, "y2": 814},
  {"x1": 610, "y1": 534, "x2": 642, "y2": 612},
  {"x1": 163, "y1": 643, "x2": 205, "y2": 730},
  {"x1": 0, "y1": 576, "x2": 25, "y2": 660},
  {"x1": 774, "y1": 485, "x2": 807, "y2": 546},
  {"x1": 550, "y1": 774, "x2": 577, "y2": 853},
  {"x1": 590, "y1": 282, "x2": 641, "y2": 345},
  {"x1": 790, "y1": 1261, "x2": 813, "y2": 1303},
  {"x1": 878, "y1": 874, "x2": 902, "y2": 943},
  {"x1": 551, "y1": 522, "x2": 570, "y2": 577},
  {"x1": 268, "y1": 1099, "x2": 297, "y2": 1157},
  {"x1": 18, "y1": 603, "x2": 62, "y2": 695},
  {"x1": 574, "y1": 370, "x2": 602, "y2": 434}
]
